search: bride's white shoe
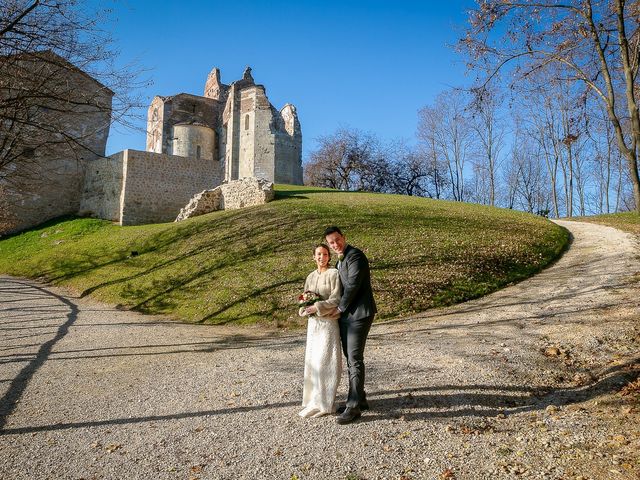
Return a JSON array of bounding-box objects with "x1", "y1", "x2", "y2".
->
[{"x1": 298, "y1": 406, "x2": 320, "y2": 418}]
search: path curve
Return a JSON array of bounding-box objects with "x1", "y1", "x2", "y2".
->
[{"x1": 0, "y1": 220, "x2": 638, "y2": 479}]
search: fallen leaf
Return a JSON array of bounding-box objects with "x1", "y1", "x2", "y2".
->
[
  {"x1": 440, "y1": 468, "x2": 455, "y2": 479},
  {"x1": 105, "y1": 443, "x2": 121, "y2": 453}
]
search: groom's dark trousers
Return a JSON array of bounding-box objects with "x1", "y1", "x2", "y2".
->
[
  {"x1": 339, "y1": 315, "x2": 374, "y2": 407},
  {"x1": 338, "y1": 245, "x2": 377, "y2": 408}
]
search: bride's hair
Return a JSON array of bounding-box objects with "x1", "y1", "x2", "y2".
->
[{"x1": 314, "y1": 243, "x2": 330, "y2": 256}]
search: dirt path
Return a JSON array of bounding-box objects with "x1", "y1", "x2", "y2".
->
[{"x1": 0, "y1": 220, "x2": 638, "y2": 479}]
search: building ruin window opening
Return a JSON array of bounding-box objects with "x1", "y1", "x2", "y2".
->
[
  {"x1": 192, "y1": 104, "x2": 196, "y2": 113},
  {"x1": 196, "y1": 145, "x2": 201, "y2": 159},
  {"x1": 245, "y1": 114, "x2": 249, "y2": 130}
]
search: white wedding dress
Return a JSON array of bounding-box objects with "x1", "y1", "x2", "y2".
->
[{"x1": 299, "y1": 268, "x2": 342, "y2": 417}]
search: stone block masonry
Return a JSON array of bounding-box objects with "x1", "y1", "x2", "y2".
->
[
  {"x1": 152, "y1": 66, "x2": 302, "y2": 188},
  {"x1": 119, "y1": 150, "x2": 222, "y2": 225},
  {"x1": 175, "y1": 177, "x2": 275, "y2": 221},
  {"x1": 80, "y1": 150, "x2": 222, "y2": 226},
  {"x1": 80, "y1": 153, "x2": 125, "y2": 221}
]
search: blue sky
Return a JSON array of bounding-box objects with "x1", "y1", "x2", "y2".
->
[{"x1": 104, "y1": 0, "x2": 477, "y2": 157}]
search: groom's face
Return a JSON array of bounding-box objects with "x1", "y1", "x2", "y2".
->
[{"x1": 325, "y1": 232, "x2": 346, "y2": 255}]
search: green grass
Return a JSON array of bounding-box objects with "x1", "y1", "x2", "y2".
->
[
  {"x1": 570, "y1": 212, "x2": 640, "y2": 236},
  {"x1": 0, "y1": 185, "x2": 569, "y2": 327}
]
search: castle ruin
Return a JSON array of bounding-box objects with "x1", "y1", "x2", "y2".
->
[
  {"x1": 148, "y1": 67, "x2": 302, "y2": 185},
  {"x1": 0, "y1": 59, "x2": 303, "y2": 236},
  {"x1": 79, "y1": 66, "x2": 303, "y2": 226}
]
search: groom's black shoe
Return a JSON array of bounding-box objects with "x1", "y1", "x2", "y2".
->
[
  {"x1": 336, "y1": 407, "x2": 361, "y2": 425},
  {"x1": 336, "y1": 400, "x2": 369, "y2": 415}
]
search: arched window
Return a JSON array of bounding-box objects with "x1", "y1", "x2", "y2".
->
[{"x1": 245, "y1": 114, "x2": 249, "y2": 130}]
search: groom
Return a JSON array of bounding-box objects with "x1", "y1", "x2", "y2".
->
[{"x1": 324, "y1": 226, "x2": 377, "y2": 424}]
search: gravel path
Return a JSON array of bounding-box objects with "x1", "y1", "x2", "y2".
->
[{"x1": 0, "y1": 220, "x2": 638, "y2": 480}]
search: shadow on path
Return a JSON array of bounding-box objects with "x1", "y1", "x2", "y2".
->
[
  {"x1": 1, "y1": 356, "x2": 636, "y2": 436},
  {"x1": 0, "y1": 279, "x2": 78, "y2": 431}
]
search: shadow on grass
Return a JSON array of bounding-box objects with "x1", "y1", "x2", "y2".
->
[
  {"x1": 29, "y1": 213, "x2": 311, "y2": 323},
  {"x1": 194, "y1": 278, "x2": 303, "y2": 324},
  {"x1": 38, "y1": 214, "x2": 228, "y2": 284},
  {"x1": 2, "y1": 198, "x2": 571, "y2": 327},
  {"x1": 0, "y1": 215, "x2": 80, "y2": 241}
]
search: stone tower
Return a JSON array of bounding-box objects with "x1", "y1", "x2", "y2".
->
[{"x1": 145, "y1": 66, "x2": 303, "y2": 185}]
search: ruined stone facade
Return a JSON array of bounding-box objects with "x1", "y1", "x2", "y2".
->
[
  {"x1": 146, "y1": 67, "x2": 303, "y2": 186},
  {"x1": 175, "y1": 177, "x2": 275, "y2": 222},
  {"x1": 0, "y1": 51, "x2": 113, "y2": 236},
  {"x1": 0, "y1": 63, "x2": 300, "y2": 235},
  {"x1": 79, "y1": 66, "x2": 302, "y2": 226}
]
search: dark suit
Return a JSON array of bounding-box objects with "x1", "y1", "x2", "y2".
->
[{"x1": 337, "y1": 244, "x2": 377, "y2": 408}]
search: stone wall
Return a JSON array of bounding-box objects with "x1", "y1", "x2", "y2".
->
[
  {"x1": 219, "y1": 177, "x2": 274, "y2": 210},
  {"x1": 223, "y1": 84, "x2": 240, "y2": 181},
  {"x1": 238, "y1": 87, "x2": 257, "y2": 178},
  {"x1": 252, "y1": 87, "x2": 277, "y2": 182},
  {"x1": 233, "y1": 85, "x2": 300, "y2": 185},
  {"x1": 172, "y1": 124, "x2": 216, "y2": 160},
  {"x1": 274, "y1": 104, "x2": 303, "y2": 185},
  {"x1": 176, "y1": 177, "x2": 275, "y2": 221},
  {"x1": 119, "y1": 149, "x2": 222, "y2": 225},
  {"x1": 0, "y1": 51, "x2": 113, "y2": 237},
  {"x1": 79, "y1": 152, "x2": 125, "y2": 222}
]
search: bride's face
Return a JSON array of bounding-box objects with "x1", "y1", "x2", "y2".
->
[{"x1": 314, "y1": 246, "x2": 330, "y2": 269}]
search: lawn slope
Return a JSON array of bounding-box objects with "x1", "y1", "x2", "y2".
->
[
  {"x1": 570, "y1": 212, "x2": 640, "y2": 236},
  {"x1": 0, "y1": 185, "x2": 569, "y2": 326}
]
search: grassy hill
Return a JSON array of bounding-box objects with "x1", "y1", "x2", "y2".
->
[
  {"x1": 570, "y1": 212, "x2": 640, "y2": 236},
  {"x1": 0, "y1": 185, "x2": 569, "y2": 326}
]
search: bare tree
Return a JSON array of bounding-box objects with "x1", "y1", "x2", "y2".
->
[
  {"x1": 522, "y1": 92, "x2": 563, "y2": 217},
  {"x1": 304, "y1": 127, "x2": 389, "y2": 192},
  {"x1": 0, "y1": 0, "x2": 146, "y2": 181},
  {"x1": 385, "y1": 141, "x2": 426, "y2": 196},
  {"x1": 467, "y1": 161, "x2": 493, "y2": 205},
  {"x1": 586, "y1": 99, "x2": 628, "y2": 213},
  {"x1": 515, "y1": 67, "x2": 591, "y2": 217},
  {"x1": 415, "y1": 122, "x2": 449, "y2": 199},
  {"x1": 383, "y1": 140, "x2": 450, "y2": 197},
  {"x1": 469, "y1": 87, "x2": 506, "y2": 206},
  {"x1": 516, "y1": 143, "x2": 551, "y2": 214},
  {"x1": 463, "y1": 0, "x2": 640, "y2": 213},
  {"x1": 417, "y1": 89, "x2": 472, "y2": 201}
]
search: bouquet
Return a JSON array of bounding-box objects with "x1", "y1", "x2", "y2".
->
[{"x1": 298, "y1": 290, "x2": 320, "y2": 307}]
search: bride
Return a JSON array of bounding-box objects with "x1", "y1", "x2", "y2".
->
[{"x1": 298, "y1": 244, "x2": 342, "y2": 418}]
